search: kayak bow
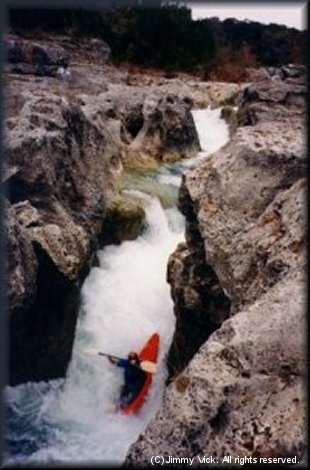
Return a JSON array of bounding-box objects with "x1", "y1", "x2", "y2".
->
[{"x1": 120, "y1": 332, "x2": 160, "y2": 415}]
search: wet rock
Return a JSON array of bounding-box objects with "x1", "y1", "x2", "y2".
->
[
  {"x1": 73, "y1": 88, "x2": 200, "y2": 170},
  {"x1": 99, "y1": 195, "x2": 146, "y2": 246},
  {"x1": 6, "y1": 199, "x2": 85, "y2": 385},
  {"x1": 220, "y1": 105, "x2": 238, "y2": 136},
  {"x1": 125, "y1": 93, "x2": 200, "y2": 168},
  {"x1": 120, "y1": 102, "x2": 144, "y2": 144},
  {"x1": 167, "y1": 69, "x2": 306, "y2": 376}
]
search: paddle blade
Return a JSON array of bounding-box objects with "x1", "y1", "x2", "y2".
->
[{"x1": 140, "y1": 360, "x2": 157, "y2": 374}]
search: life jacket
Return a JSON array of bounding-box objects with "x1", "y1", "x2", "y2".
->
[{"x1": 117, "y1": 359, "x2": 146, "y2": 393}]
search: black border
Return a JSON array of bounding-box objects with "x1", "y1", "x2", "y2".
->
[
  {"x1": 0, "y1": 0, "x2": 308, "y2": 468},
  {"x1": 0, "y1": 1, "x2": 8, "y2": 468}
]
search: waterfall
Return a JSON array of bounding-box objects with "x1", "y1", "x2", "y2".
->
[
  {"x1": 191, "y1": 107, "x2": 230, "y2": 155},
  {"x1": 5, "y1": 107, "x2": 229, "y2": 465}
]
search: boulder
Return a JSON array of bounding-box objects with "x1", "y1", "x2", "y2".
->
[
  {"x1": 125, "y1": 93, "x2": 200, "y2": 168},
  {"x1": 99, "y1": 195, "x2": 146, "y2": 246},
  {"x1": 6, "y1": 36, "x2": 69, "y2": 76},
  {"x1": 237, "y1": 80, "x2": 305, "y2": 126},
  {"x1": 181, "y1": 79, "x2": 306, "y2": 312}
]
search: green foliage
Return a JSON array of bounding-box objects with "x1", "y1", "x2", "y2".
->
[
  {"x1": 97, "y1": 6, "x2": 216, "y2": 70},
  {"x1": 213, "y1": 17, "x2": 304, "y2": 66},
  {"x1": 9, "y1": 6, "x2": 304, "y2": 72}
]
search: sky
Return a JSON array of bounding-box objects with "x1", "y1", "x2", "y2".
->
[{"x1": 190, "y1": 2, "x2": 307, "y2": 30}]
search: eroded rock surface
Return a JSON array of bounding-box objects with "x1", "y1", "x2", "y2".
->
[
  {"x1": 5, "y1": 33, "x2": 206, "y2": 384},
  {"x1": 6, "y1": 35, "x2": 69, "y2": 76},
  {"x1": 7, "y1": 203, "x2": 38, "y2": 314},
  {"x1": 124, "y1": 93, "x2": 200, "y2": 168},
  {"x1": 5, "y1": 88, "x2": 125, "y2": 384},
  {"x1": 126, "y1": 67, "x2": 306, "y2": 463},
  {"x1": 126, "y1": 269, "x2": 306, "y2": 464},
  {"x1": 183, "y1": 74, "x2": 306, "y2": 312},
  {"x1": 167, "y1": 240, "x2": 231, "y2": 380}
]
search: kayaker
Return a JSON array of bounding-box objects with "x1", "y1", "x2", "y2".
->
[{"x1": 108, "y1": 351, "x2": 147, "y2": 407}]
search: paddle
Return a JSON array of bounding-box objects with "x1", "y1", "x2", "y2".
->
[{"x1": 82, "y1": 348, "x2": 157, "y2": 374}]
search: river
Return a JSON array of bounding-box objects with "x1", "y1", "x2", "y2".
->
[{"x1": 4, "y1": 107, "x2": 229, "y2": 465}]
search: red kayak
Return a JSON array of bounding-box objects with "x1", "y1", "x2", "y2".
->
[{"x1": 120, "y1": 333, "x2": 160, "y2": 415}]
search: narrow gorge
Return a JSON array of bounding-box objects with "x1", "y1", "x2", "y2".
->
[
  {"x1": 126, "y1": 65, "x2": 307, "y2": 464},
  {"x1": 4, "y1": 29, "x2": 306, "y2": 466}
]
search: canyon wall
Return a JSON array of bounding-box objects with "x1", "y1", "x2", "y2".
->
[
  {"x1": 5, "y1": 35, "x2": 204, "y2": 385},
  {"x1": 126, "y1": 66, "x2": 306, "y2": 464}
]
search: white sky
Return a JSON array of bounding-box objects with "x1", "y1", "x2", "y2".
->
[{"x1": 190, "y1": 2, "x2": 307, "y2": 30}]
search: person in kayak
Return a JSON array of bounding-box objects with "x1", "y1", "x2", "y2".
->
[{"x1": 108, "y1": 351, "x2": 147, "y2": 407}]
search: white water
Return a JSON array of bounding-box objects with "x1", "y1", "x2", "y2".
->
[
  {"x1": 5, "y1": 107, "x2": 229, "y2": 466},
  {"x1": 157, "y1": 106, "x2": 230, "y2": 188},
  {"x1": 6, "y1": 195, "x2": 183, "y2": 465},
  {"x1": 191, "y1": 107, "x2": 230, "y2": 157}
]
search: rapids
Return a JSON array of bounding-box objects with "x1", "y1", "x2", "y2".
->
[{"x1": 4, "y1": 106, "x2": 229, "y2": 465}]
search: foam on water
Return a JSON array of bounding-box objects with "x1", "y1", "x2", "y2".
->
[
  {"x1": 5, "y1": 106, "x2": 229, "y2": 465},
  {"x1": 5, "y1": 195, "x2": 183, "y2": 465}
]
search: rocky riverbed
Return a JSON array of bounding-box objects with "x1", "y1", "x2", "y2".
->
[
  {"x1": 126, "y1": 62, "x2": 306, "y2": 464},
  {"x1": 5, "y1": 34, "x2": 243, "y2": 385},
  {"x1": 4, "y1": 32, "x2": 306, "y2": 464}
]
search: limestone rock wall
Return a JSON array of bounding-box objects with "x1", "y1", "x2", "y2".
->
[
  {"x1": 5, "y1": 89, "x2": 125, "y2": 384},
  {"x1": 126, "y1": 66, "x2": 306, "y2": 463},
  {"x1": 165, "y1": 66, "x2": 306, "y2": 379},
  {"x1": 126, "y1": 270, "x2": 306, "y2": 464},
  {"x1": 5, "y1": 33, "x2": 202, "y2": 385}
]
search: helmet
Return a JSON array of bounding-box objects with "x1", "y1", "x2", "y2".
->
[{"x1": 128, "y1": 351, "x2": 139, "y2": 361}]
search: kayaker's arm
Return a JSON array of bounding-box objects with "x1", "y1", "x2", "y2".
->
[
  {"x1": 107, "y1": 355, "x2": 120, "y2": 365},
  {"x1": 115, "y1": 358, "x2": 129, "y2": 368},
  {"x1": 106, "y1": 356, "x2": 137, "y2": 369}
]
